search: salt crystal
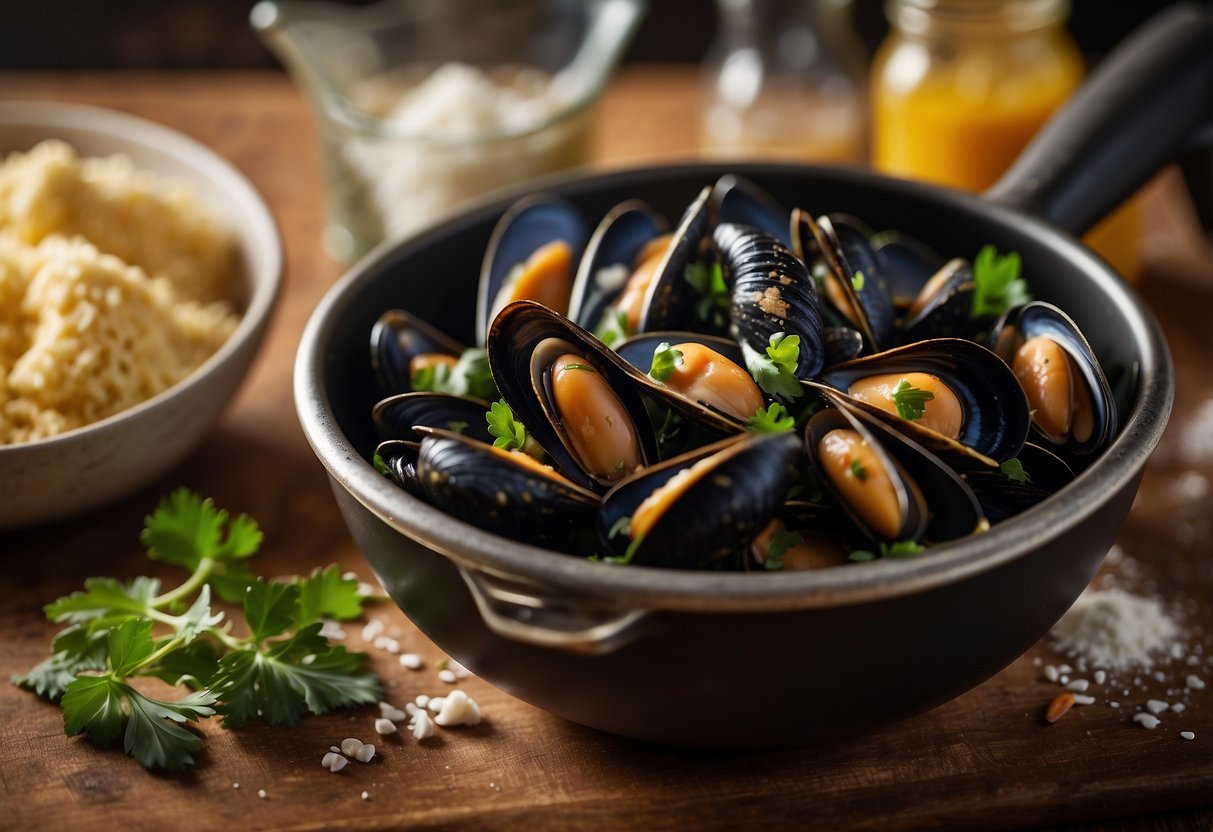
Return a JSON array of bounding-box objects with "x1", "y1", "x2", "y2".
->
[
  {"x1": 1044, "y1": 665, "x2": 1059, "y2": 683},
  {"x1": 438, "y1": 669, "x2": 457, "y2": 684},
  {"x1": 1072, "y1": 694, "x2": 1096, "y2": 705},
  {"x1": 410, "y1": 710, "x2": 435, "y2": 740},
  {"x1": 375, "y1": 718, "x2": 398, "y2": 735},
  {"x1": 362, "y1": 790, "x2": 370, "y2": 800},
  {"x1": 258, "y1": 789, "x2": 268, "y2": 799},
  {"x1": 355, "y1": 743, "x2": 376, "y2": 763},
  {"x1": 1049, "y1": 588, "x2": 1179, "y2": 671},
  {"x1": 361, "y1": 618, "x2": 385, "y2": 642},
  {"x1": 1146, "y1": 699, "x2": 1169, "y2": 714},
  {"x1": 322, "y1": 752, "x2": 348, "y2": 772},
  {"x1": 1186, "y1": 674, "x2": 1206, "y2": 690},
  {"x1": 1133, "y1": 713, "x2": 1161, "y2": 729},
  {"x1": 1066, "y1": 679, "x2": 1089, "y2": 692},
  {"x1": 232, "y1": 783, "x2": 240, "y2": 789},
  {"x1": 379, "y1": 702, "x2": 407, "y2": 723},
  {"x1": 400, "y1": 653, "x2": 423, "y2": 670},
  {"x1": 1094, "y1": 670, "x2": 1107, "y2": 685},
  {"x1": 415, "y1": 694, "x2": 430, "y2": 707},
  {"x1": 340, "y1": 737, "x2": 364, "y2": 756},
  {"x1": 434, "y1": 689, "x2": 481, "y2": 727},
  {"x1": 1180, "y1": 731, "x2": 1195, "y2": 740},
  {"x1": 1173, "y1": 703, "x2": 1187, "y2": 713}
]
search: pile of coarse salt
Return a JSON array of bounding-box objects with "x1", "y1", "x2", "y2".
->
[{"x1": 1037, "y1": 548, "x2": 1207, "y2": 736}]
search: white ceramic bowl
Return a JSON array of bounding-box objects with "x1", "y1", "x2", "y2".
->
[{"x1": 0, "y1": 101, "x2": 282, "y2": 528}]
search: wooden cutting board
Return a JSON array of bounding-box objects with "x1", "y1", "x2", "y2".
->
[{"x1": 0, "y1": 69, "x2": 1210, "y2": 832}]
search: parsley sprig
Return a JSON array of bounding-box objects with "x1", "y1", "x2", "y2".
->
[
  {"x1": 849, "y1": 539, "x2": 927, "y2": 562},
  {"x1": 486, "y1": 399, "x2": 527, "y2": 451},
  {"x1": 12, "y1": 490, "x2": 380, "y2": 771},
  {"x1": 891, "y1": 379, "x2": 935, "y2": 422},
  {"x1": 971, "y1": 245, "x2": 1032, "y2": 319},
  {"x1": 744, "y1": 332, "x2": 804, "y2": 402},
  {"x1": 1000, "y1": 457, "x2": 1032, "y2": 485},
  {"x1": 648, "y1": 342, "x2": 683, "y2": 383},
  {"x1": 684, "y1": 261, "x2": 731, "y2": 329},
  {"x1": 411, "y1": 347, "x2": 497, "y2": 401},
  {"x1": 745, "y1": 402, "x2": 795, "y2": 434},
  {"x1": 764, "y1": 529, "x2": 804, "y2": 571},
  {"x1": 594, "y1": 307, "x2": 630, "y2": 348}
]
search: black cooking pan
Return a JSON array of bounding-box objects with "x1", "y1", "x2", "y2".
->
[{"x1": 295, "y1": 4, "x2": 1210, "y2": 747}]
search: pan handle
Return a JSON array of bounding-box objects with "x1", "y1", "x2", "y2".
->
[
  {"x1": 984, "y1": 2, "x2": 1213, "y2": 235},
  {"x1": 458, "y1": 566, "x2": 653, "y2": 655}
]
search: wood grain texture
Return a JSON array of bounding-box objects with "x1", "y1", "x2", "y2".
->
[{"x1": 0, "y1": 68, "x2": 1210, "y2": 832}]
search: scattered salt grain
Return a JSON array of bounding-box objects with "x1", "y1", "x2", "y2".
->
[
  {"x1": 373, "y1": 636, "x2": 401, "y2": 654},
  {"x1": 1094, "y1": 670, "x2": 1107, "y2": 685},
  {"x1": 361, "y1": 618, "x2": 385, "y2": 641},
  {"x1": 258, "y1": 790, "x2": 268, "y2": 799},
  {"x1": 232, "y1": 783, "x2": 240, "y2": 789},
  {"x1": 1146, "y1": 699, "x2": 1170, "y2": 715},
  {"x1": 1173, "y1": 703, "x2": 1186, "y2": 713},
  {"x1": 379, "y1": 702, "x2": 407, "y2": 723},
  {"x1": 1180, "y1": 731, "x2": 1195, "y2": 740},
  {"x1": 1072, "y1": 694, "x2": 1095, "y2": 705},
  {"x1": 448, "y1": 660, "x2": 470, "y2": 679},
  {"x1": 427, "y1": 697, "x2": 445, "y2": 714},
  {"x1": 355, "y1": 743, "x2": 376, "y2": 763},
  {"x1": 322, "y1": 752, "x2": 348, "y2": 772},
  {"x1": 1058, "y1": 664, "x2": 1072, "y2": 675},
  {"x1": 330, "y1": 745, "x2": 341, "y2": 753},
  {"x1": 1066, "y1": 679, "x2": 1090, "y2": 692},
  {"x1": 405, "y1": 702, "x2": 420, "y2": 717},
  {"x1": 415, "y1": 694, "x2": 430, "y2": 708},
  {"x1": 1133, "y1": 713, "x2": 1161, "y2": 729},
  {"x1": 318, "y1": 620, "x2": 347, "y2": 641},
  {"x1": 340, "y1": 738, "x2": 365, "y2": 756},
  {"x1": 1059, "y1": 675, "x2": 1070, "y2": 685},
  {"x1": 1044, "y1": 665, "x2": 1059, "y2": 682},
  {"x1": 1050, "y1": 588, "x2": 1179, "y2": 670},
  {"x1": 434, "y1": 689, "x2": 481, "y2": 727},
  {"x1": 438, "y1": 669, "x2": 457, "y2": 684},
  {"x1": 1110, "y1": 702, "x2": 1120, "y2": 708},
  {"x1": 400, "y1": 653, "x2": 423, "y2": 670},
  {"x1": 1186, "y1": 674, "x2": 1206, "y2": 690},
  {"x1": 375, "y1": 718, "x2": 398, "y2": 735},
  {"x1": 362, "y1": 790, "x2": 370, "y2": 800},
  {"x1": 409, "y1": 710, "x2": 435, "y2": 740}
]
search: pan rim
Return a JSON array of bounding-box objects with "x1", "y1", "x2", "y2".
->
[{"x1": 295, "y1": 160, "x2": 1173, "y2": 613}]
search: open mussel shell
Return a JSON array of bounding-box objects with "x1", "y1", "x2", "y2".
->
[
  {"x1": 372, "y1": 391, "x2": 493, "y2": 444},
  {"x1": 963, "y1": 442, "x2": 1075, "y2": 524},
  {"x1": 638, "y1": 185, "x2": 714, "y2": 333},
  {"x1": 597, "y1": 432, "x2": 803, "y2": 569},
  {"x1": 568, "y1": 199, "x2": 669, "y2": 333},
  {"x1": 487, "y1": 300, "x2": 662, "y2": 490},
  {"x1": 373, "y1": 439, "x2": 423, "y2": 497},
  {"x1": 370, "y1": 309, "x2": 467, "y2": 399},
  {"x1": 816, "y1": 338, "x2": 1031, "y2": 466},
  {"x1": 413, "y1": 427, "x2": 599, "y2": 545},
  {"x1": 898, "y1": 258, "x2": 988, "y2": 344},
  {"x1": 476, "y1": 194, "x2": 588, "y2": 347},
  {"x1": 821, "y1": 214, "x2": 897, "y2": 349},
  {"x1": 871, "y1": 230, "x2": 946, "y2": 309},
  {"x1": 806, "y1": 390, "x2": 987, "y2": 544},
  {"x1": 823, "y1": 325, "x2": 865, "y2": 367},
  {"x1": 987, "y1": 301, "x2": 1118, "y2": 461},
  {"x1": 793, "y1": 210, "x2": 889, "y2": 355},
  {"x1": 709, "y1": 174, "x2": 791, "y2": 247},
  {"x1": 717, "y1": 221, "x2": 826, "y2": 381}
]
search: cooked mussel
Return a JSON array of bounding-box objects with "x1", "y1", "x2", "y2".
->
[
  {"x1": 710, "y1": 175, "x2": 791, "y2": 247},
  {"x1": 372, "y1": 391, "x2": 494, "y2": 445},
  {"x1": 963, "y1": 442, "x2": 1075, "y2": 523},
  {"x1": 816, "y1": 338, "x2": 1031, "y2": 466},
  {"x1": 370, "y1": 309, "x2": 468, "y2": 398},
  {"x1": 477, "y1": 195, "x2": 587, "y2": 346},
  {"x1": 413, "y1": 426, "x2": 599, "y2": 544},
  {"x1": 373, "y1": 439, "x2": 422, "y2": 497},
  {"x1": 636, "y1": 186, "x2": 714, "y2": 333},
  {"x1": 716, "y1": 221, "x2": 826, "y2": 386},
  {"x1": 806, "y1": 390, "x2": 987, "y2": 544},
  {"x1": 987, "y1": 301, "x2": 1117, "y2": 461},
  {"x1": 597, "y1": 432, "x2": 803, "y2": 568},
  {"x1": 487, "y1": 300, "x2": 661, "y2": 490}
]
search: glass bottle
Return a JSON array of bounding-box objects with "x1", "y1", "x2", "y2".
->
[
  {"x1": 700, "y1": 0, "x2": 867, "y2": 163},
  {"x1": 871, "y1": 0, "x2": 1141, "y2": 278}
]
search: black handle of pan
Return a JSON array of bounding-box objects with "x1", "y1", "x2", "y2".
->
[{"x1": 984, "y1": 2, "x2": 1213, "y2": 235}]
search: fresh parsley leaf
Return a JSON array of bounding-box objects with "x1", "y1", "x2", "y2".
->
[
  {"x1": 411, "y1": 349, "x2": 496, "y2": 401},
  {"x1": 848, "y1": 549, "x2": 877, "y2": 562},
  {"x1": 107, "y1": 618, "x2": 156, "y2": 677},
  {"x1": 648, "y1": 342, "x2": 683, "y2": 382},
  {"x1": 45, "y1": 576, "x2": 159, "y2": 624},
  {"x1": 294, "y1": 565, "x2": 364, "y2": 628},
  {"x1": 148, "y1": 640, "x2": 221, "y2": 690},
  {"x1": 12, "y1": 626, "x2": 109, "y2": 700},
  {"x1": 121, "y1": 686, "x2": 216, "y2": 772},
  {"x1": 851, "y1": 270, "x2": 865, "y2": 292},
  {"x1": 744, "y1": 333, "x2": 804, "y2": 402},
  {"x1": 684, "y1": 261, "x2": 730, "y2": 328},
  {"x1": 764, "y1": 530, "x2": 803, "y2": 571},
  {"x1": 62, "y1": 675, "x2": 125, "y2": 747},
  {"x1": 1000, "y1": 457, "x2": 1032, "y2": 485},
  {"x1": 486, "y1": 399, "x2": 526, "y2": 451},
  {"x1": 177, "y1": 586, "x2": 224, "y2": 645},
  {"x1": 971, "y1": 245, "x2": 1032, "y2": 319},
  {"x1": 242, "y1": 579, "x2": 299, "y2": 643},
  {"x1": 745, "y1": 402, "x2": 795, "y2": 433},
  {"x1": 891, "y1": 379, "x2": 935, "y2": 421},
  {"x1": 594, "y1": 307, "x2": 630, "y2": 348},
  {"x1": 409, "y1": 362, "x2": 448, "y2": 394}
]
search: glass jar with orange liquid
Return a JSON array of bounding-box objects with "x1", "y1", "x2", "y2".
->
[{"x1": 871, "y1": 0, "x2": 1141, "y2": 278}]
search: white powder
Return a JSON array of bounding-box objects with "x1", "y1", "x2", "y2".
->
[{"x1": 1049, "y1": 588, "x2": 1179, "y2": 671}]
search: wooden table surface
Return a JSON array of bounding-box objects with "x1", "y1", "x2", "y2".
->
[{"x1": 1, "y1": 68, "x2": 1212, "y2": 832}]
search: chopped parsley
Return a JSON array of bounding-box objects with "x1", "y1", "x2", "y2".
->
[
  {"x1": 648, "y1": 342, "x2": 683, "y2": 383},
  {"x1": 891, "y1": 379, "x2": 935, "y2": 421},
  {"x1": 684, "y1": 260, "x2": 731, "y2": 329},
  {"x1": 851, "y1": 270, "x2": 865, "y2": 292},
  {"x1": 594, "y1": 307, "x2": 630, "y2": 348},
  {"x1": 486, "y1": 399, "x2": 526, "y2": 451},
  {"x1": 600, "y1": 516, "x2": 643, "y2": 565},
  {"x1": 744, "y1": 332, "x2": 804, "y2": 402},
  {"x1": 850, "y1": 459, "x2": 869, "y2": 481},
  {"x1": 764, "y1": 529, "x2": 804, "y2": 571},
  {"x1": 745, "y1": 402, "x2": 795, "y2": 434},
  {"x1": 1000, "y1": 457, "x2": 1032, "y2": 485},
  {"x1": 971, "y1": 244, "x2": 1032, "y2": 319},
  {"x1": 410, "y1": 347, "x2": 497, "y2": 401},
  {"x1": 12, "y1": 490, "x2": 379, "y2": 771},
  {"x1": 849, "y1": 539, "x2": 927, "y2": 562}
]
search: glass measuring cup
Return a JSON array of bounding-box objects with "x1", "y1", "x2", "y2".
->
[{"x1": 252, "y1": 0, "x2": 646, "y2": 263}]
